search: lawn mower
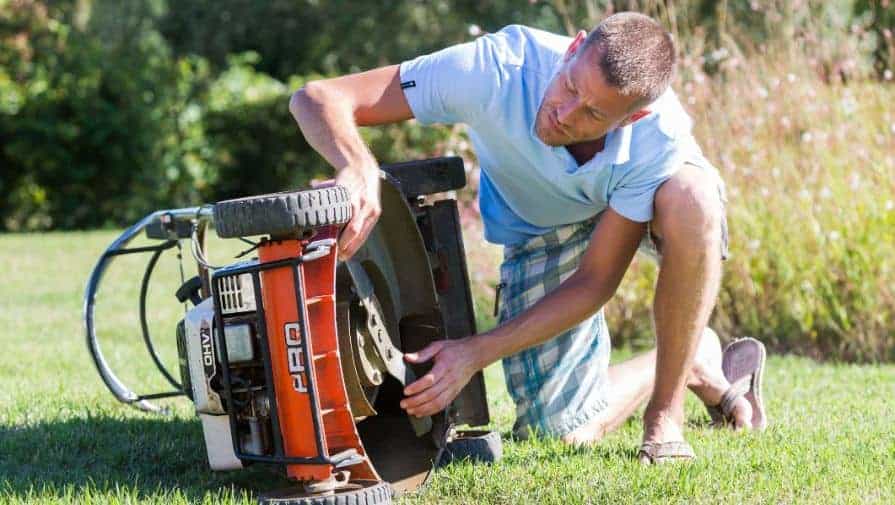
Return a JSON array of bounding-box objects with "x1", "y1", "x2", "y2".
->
[{"x1": 84, "y1": 157, "x2": 501, "y2": 504}]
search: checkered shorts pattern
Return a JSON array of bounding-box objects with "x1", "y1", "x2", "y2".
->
[{"x1": 497, "y1": 217, "x2": 612, "y2": 438}]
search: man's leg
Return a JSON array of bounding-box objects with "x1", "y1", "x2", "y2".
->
[
  {"x1": 562, "y1": 349, "x2": 656, "y2": 444},
  {"x1": 641, "y1": 163, "x2": 724, "y2": 449},
  {"x1": 561, "y1": 327, "x2": 750, "y2": 445}
]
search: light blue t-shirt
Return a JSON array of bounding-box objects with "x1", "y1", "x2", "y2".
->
[{"x1": 399, "y1": 25, "x2": 717, "y2": 245}]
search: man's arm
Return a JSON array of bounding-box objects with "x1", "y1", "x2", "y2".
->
[
  {"x1": 289, "y1": 65, "x2": 413, "y2": 259},
  {"x1": 401, "y1": 208, "x2": 647, "y2": 417}
]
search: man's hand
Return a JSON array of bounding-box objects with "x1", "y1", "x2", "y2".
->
[
  {"x1": 400, "y1": 338, "x2": 482, "y2": 418},
  {"x1": 289, "y1": 65, "x2": 412, "y2": 259},
  {"x1": 335, "y1": 166, "x2": 381, "y2": 260}
]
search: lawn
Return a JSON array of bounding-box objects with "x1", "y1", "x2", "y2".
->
[{"x1": 1, "y1": 230, "x2": 893, "y2": 504}]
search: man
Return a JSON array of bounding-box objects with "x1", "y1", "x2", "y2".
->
[{"x1": 290, "y1": 12, "x2": 767, "y2": 463}]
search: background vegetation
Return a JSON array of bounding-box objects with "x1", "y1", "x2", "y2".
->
[{"x1": 2, "y1": 0, "x2": 893, "y2": 360}]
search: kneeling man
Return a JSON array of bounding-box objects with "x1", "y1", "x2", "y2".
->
[{"x1": 291, "y1": 12, "x2": 767, "y2": 463}]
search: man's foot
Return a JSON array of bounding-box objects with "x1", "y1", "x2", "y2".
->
[
  {"x1": 686, "y1": 328, "x2": 753, "y2": 429},
  {"x1": 638, "y1": 328, "x2": 752, "y2": 465},
  {"x1": 639, "y1": 402, "x2": 694, "y2": 464}
]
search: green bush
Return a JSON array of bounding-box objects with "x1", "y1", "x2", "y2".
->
[{"x1": 0, "y1": 1, "x2": 211, "y2": 229}]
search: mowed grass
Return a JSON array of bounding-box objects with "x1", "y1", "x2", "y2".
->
[{"x1": 1, "y1": 230, "x2": 893, "y2": 504}]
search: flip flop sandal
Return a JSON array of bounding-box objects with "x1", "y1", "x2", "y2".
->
[
  {"x1": 638, "y1": 441, "x2": 695, "y2": 465},
  {"x1": 705, "y1": 337, "x2": 767, "y2": 430}
]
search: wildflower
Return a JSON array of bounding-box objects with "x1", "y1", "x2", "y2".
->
[
  {"x1": 787, "y1": 73, "x2": 797, "y2": 83},
  {"x1": 885, "y1": 69, "x2": 893, "y2": 81},
  {"x1": 829, "y1": 230, "x2": 840, "y2": 241},
  {"x1": 748, "y1": 239, "x2": 761, "y2": 251},
  {"x1": 757, "y1": 87, "x2": 768, "y2": 98},
  {"x1": 801, "y1": 131, "x2": 813, "y2": 143},
  {"x1": 820, "y1": 187, "x2": 832, "y2": 199},
  {"x1": 890, "y1": 122, "x2": 895, "y2": 135},
  {"x1": 468, "y1": 24, "x2": 482, "y2": 37},
  {"x1": 850, "y1": 174, "x2": 861, "y2": 190},
  {"x1": 886, "y1": 201, "x2": 894, "y2": 211},
  {"x1": 709, "y1": 48, "x2": 729, "y2": 62},
  {"x1": 799, "y1": 189, "x2": 811, "y2": 200}
]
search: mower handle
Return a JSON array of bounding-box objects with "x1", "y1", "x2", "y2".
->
[{"x1": 84, "y1": 206, "x2": 214, "y2": 413}]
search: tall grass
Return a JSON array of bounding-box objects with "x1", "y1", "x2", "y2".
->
[{"x1": 639, "y1": 53, "x2": 892, "y2": 361}]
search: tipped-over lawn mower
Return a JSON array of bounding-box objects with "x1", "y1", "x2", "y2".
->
[{"x1": 84, "y1": 157, "x2": 501, "y2": 504}]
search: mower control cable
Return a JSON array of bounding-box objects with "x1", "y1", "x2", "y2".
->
[{"x1": 138, "y1": 243, "x2": 185, "y2": 392}]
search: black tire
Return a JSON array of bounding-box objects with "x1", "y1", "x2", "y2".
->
[
  {"x1": 438, "y1": 430, "x2": 503, "y2": 466},
  {"x1": 214, "y1": 186, "x2": 352, "y2": 239},
  {"x1": 257, "y1": 480, "x2": 392, "y2": 505}
]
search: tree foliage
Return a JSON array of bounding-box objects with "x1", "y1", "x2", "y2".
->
[{"x1": 0, "y1": 0, "x2": 890, "y2": 230}]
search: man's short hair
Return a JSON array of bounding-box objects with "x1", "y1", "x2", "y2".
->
[{"x1": 582, "y1": 12, "x2": 676, "y2": 109}]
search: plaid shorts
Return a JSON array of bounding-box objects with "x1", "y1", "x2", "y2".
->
[
  {"x1": 497, "y1": 165, "x2": 728, "y2": 438},
  {"x1": 497, "y1": 217, "x2": 611, "y2": 438}
]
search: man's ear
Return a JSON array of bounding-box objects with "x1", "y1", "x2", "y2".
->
[
  {"x1": 563, "y1": 30, "x2": 588, "y2": 62},
  {"x1": 620, "y1": 109, "x2": 650, "y2": 127}
]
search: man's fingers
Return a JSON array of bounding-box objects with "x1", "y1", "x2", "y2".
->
[
  {"x1": 400, "y1": 380, "x2": 448, "y2": 412},
  {"x1": 403, "y1": 372, "x2": 436, "y2": 396},
  {"x1": 311, "y1": 178, "x2": 336, "y2": 189},
  {"x1": 403, "y1": 361, "x2": 444, "y2": 396},
  {"x1": 339, "y1": 212, "x2": 378, "y2": 259},
  {"x1": 408, "y1": 389, "x2": 453, "y2": 417},
  {"x1": 404, "y1": 341, "x2": 445, "y2": 364}
]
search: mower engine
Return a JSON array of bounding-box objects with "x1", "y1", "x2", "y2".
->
[{"x1": 84, "y1": 158, "x2": 499, "y2": 505}]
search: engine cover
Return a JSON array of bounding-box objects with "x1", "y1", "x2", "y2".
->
[
  {"x1": 181, "y1": 297, "x2": 225, "y2": 414},
  {"x1": 179, "y1": 298, "x2": 243, "y2": 470}
]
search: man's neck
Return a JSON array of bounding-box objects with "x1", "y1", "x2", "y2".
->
[{"x1": 564, "y1": 136, "x2": 606, "y2": 166}]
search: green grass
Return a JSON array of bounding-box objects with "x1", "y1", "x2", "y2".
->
[{"x1": 1, "y1": 230, "x2": 893, "y2": 504}]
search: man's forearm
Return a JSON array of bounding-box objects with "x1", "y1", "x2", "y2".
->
[
  {"x1": 289, "y1": 83, "x2": 377, "y2": 173},
  {"x1": 469, "y1": 271, "x2": 615, "y2": 370}
]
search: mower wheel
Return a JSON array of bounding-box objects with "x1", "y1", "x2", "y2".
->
[
  {"x1": 257, "y1": 480, "x2": 392, "y2": 505},
  {"x1": 214, "y1": 186, "x2": 352, "y2": 239},
  {"x1": 438, "y1": 430, "x2": 503, "y2": 466}
]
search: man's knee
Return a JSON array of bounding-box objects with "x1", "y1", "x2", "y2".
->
[{"x1": 652, "y1": 166, "x2": 723, "y2": 251}]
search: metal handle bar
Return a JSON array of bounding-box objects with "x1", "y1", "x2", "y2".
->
[{"x1": 84, "y1": 207, "x2": 214, "y2": 412}]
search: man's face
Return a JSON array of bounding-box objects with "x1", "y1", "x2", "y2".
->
[{"x1": 534, "y1": 33, "x2": 644, "y2": 147}]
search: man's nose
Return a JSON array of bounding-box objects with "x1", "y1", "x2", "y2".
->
[{"x1": 556, "y1": 100, "x2": 578, "y2": 125}]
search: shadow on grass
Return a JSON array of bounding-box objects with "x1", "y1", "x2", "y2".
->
[
  {"x1": 0, "y1": 416, "x2": 291, "y2": 501},
  {"x1": 492, "y1": 428, "x2": 638, "y2": 463}
]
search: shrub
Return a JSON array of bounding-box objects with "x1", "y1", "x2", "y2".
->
[{"x1": 0, "y1": 1, "x2": 211, "y2": 229}]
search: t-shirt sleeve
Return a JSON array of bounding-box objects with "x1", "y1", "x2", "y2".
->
[
  {"x1": 399, "y1": 36, "x2": 502, "y2": 125},
  {"x1": 608, "y1": 145, "x2": 682, "y2": 223}
]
